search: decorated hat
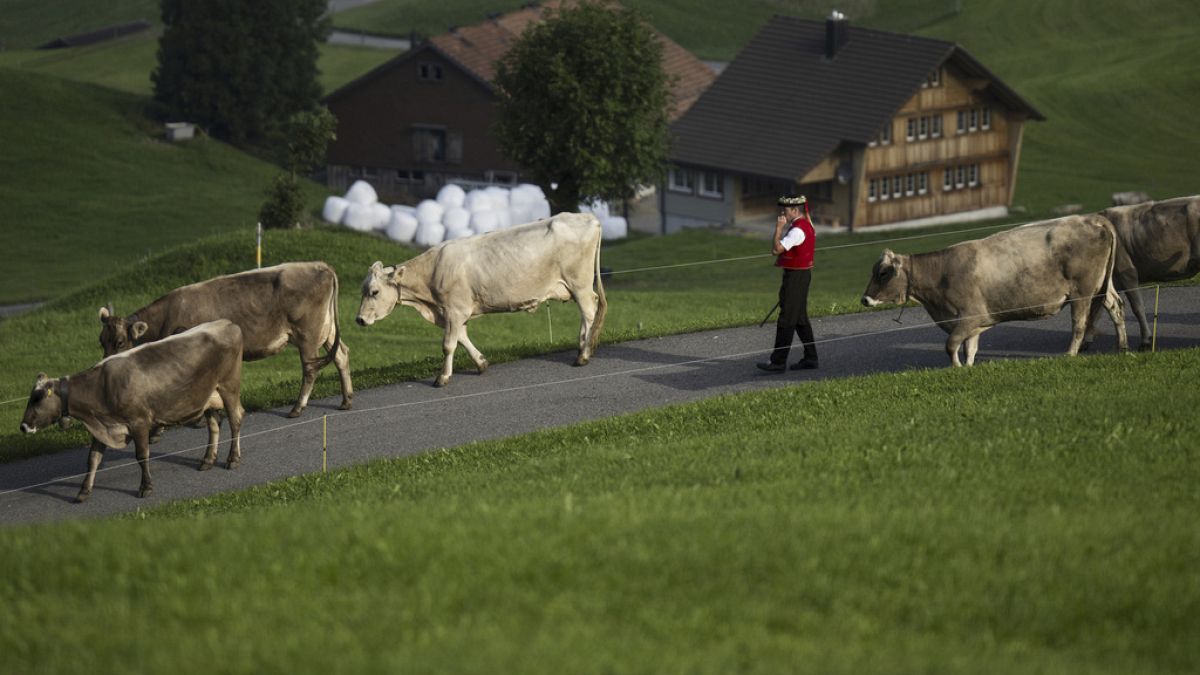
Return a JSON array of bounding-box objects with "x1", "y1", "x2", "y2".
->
[{"x1": 777, "y1": 195, "x2": 807, "y2": 207}]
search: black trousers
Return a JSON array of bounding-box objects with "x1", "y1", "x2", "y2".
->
[{"x1": 770, "y1": 268, "x2": 817, "y2": 365}]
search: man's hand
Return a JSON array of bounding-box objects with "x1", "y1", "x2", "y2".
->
[{"x1": 776, "y1": 214, "x2": 789, "y2": 230}]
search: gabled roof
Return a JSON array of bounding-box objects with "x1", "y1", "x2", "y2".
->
[
  {"x1": 670, "y1": 16, "x2": 1045, "y2": 181},
  {"x1": 326, "y1": 1, "x2": 715, "y2": 120}
]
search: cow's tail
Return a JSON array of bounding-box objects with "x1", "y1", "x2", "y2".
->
[
  {"x1": 318, "y1": 264, "x2": 342, "y2": 370},
  {"x1": 1093, "y1": 215, "x2": 1128, "y2": 351},
  {"x1": 587, "y1": 225, "x2": 608, "y2": 355}
]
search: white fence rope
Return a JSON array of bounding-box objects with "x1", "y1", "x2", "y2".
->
[{"x1": 0, "y1": 283, "x2": 1181, "y2": 500}]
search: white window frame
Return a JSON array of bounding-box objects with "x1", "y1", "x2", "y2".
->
[
  {"x1": 880, "y1": 178, "x2": 890, "y2": 201},
  {"x1": 969, "y1": 109, "x2": 979, "y2": 132},
  {"x1": 905, "y1": 173, "x2": 915, "y2": 196},
  {"x1": 957, "y1": 110, "x2": 966, "y2": 134},
  {"x1": 906, "y1": 118, "x2": 916, "y2": 142},
  {"x1": 892, "y1": 176, "x2": 902, "y2": 199},
  {"x1": 943, "y1": 168, "x2": 953, "y2": 191},
  {"x1": 698, "y1": 171, "x2": 724, "y2": 199},
  {"x1": 931, "y1": 115, "x2": 942, "y2": 138},
  {"x1": 868, "y1": 178, "x2": 878, "y2": 202},
  {"x1": 880, "y1": 122, "x2": 892, "y2": 145},
  {"x1": 918, "y1": 172, "x2": 928, "y2": 195},
  {"x1": 668, "y1": 168, "x2": 694, "y2": 194},
  {"x1": 918, "y1": 116, "x2": 929, "y2": 140},
  {"x1": 968, "y1": 164, "x2": 979, "y2": 187},
  {"x1": 956, "y1": 166, "x2": 966, "y2": 188},
  {"x1": 982, "y1": 108, "x2": 992, "y2": 130}
]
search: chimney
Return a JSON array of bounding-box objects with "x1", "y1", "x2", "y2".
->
[{"x1": 825, "y1": 10, "x2": 848, "y2": 59}]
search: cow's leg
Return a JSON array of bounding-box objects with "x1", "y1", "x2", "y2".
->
[
  {"x1": 1103, "y1": 286, "x2": 1129, "y2": 353},
  {"x1": 573, "y1": 289, "x2": 600, "y2": 366},
  {"x1": 436, "y1": 315, "x2": 467, "y2": 387},
  {"x1": 1123, "y1": 286, "x2": 1150, "y2": 351},
  {"x1": 218, "y1": 383, "x2": 243, "y2": 469},
  {"x1": 76, "y1": 438, "x2": 105, "y2": 503},
  {"x1": 328, "y1": 337, "x2": 354, "y2": 410},
  {"x1": 198, "y1": 411, "x2": 220, "y2": 471},
  {"x1": 1066, "y1": 296, "x2": 1093, "y2": 356},
  {"x1": 288, "y1": 342, "x2": 322, "y2": 418},
  {"x1": 133, "y1": 426, "x2": 153, "y2": 498},
  {"x1": 457, "y1": 327, "x2": 489, "y2": 374},
  {"x1": 963, "y1": 327, "x2": 989, "y2": 366},
  {"x1": 945, "y1": 327, "x2": 971, "y2": 367}
]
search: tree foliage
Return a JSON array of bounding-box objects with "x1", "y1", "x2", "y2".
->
[
  {"x1": 152, "y1": 0, "x2": 330, "y2": 144},
  {"x1": 493, "y1": 1, "x2": 673, "y2": 214},
  {"x1": 259, "y1": 108, "x2": 337, "y2": 229}
]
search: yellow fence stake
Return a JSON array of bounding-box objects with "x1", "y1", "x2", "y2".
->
[
  {"x1": 322, "y1": 415, "x2": 328, "y2": 473},
  {"x1": 1152, "y1": 285, "x2": 1160, "y2": 353}
]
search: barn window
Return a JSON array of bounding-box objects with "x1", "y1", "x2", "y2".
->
[
  {"x1": 878, "y1": 121, "x2": 892, "y2": 145},
  {"x1": 923, "y1": 68, "x2": 941, "y2": 88},
  {"x1": 868, "y1": 179, "x2": 878, "y2": 202},
  {"x1": 943, "y1": 168, "x2": 953, "y2": 191},
  {"x1": 892, "y1": 176, "x2": 902, "y2": 199},
  {"x1": 418, "y1": 62, "x2": 444, "y2": 82},
  {"x1": 412, "y1": 126, "x2": 447, "y2": 162},
  {"x1": 879, "y1": 178, "x2": 889, "y2": 201},
  {"x1": 956, "y1": 166, "x2": 966, "y2": 188},
  {"x1": 905, "y1": 173, "x2": 915, "y2": 196},
  {"x1": 982, "y1": 108, "x2": 992, "y2": 130},
  {"x1": 957, "y1": 111, "x2": 966, "y2": 134},
  {"x1": 919, "y1": 117, "x2": 929, "y2": 140},
  {"x1": 969, "y1": 109, "x2": 979, "y2": 131},
  {"x1": 918, "y1": 172, "x2": 928, "y2": 195},
  {"x1": 931, "y1": 115, "x2": 943, "y2": 138},
  {"x1": 906, "y1": 118, "x2": 916, "y2": 142},
  {"x1": 968, "y1": 164, "x2": 979, "y2": 187},
  {"x1": 699, "y1": 171, "x2": 724, "y2": 199},
  {"x1": 668, "y1": 168, "x2": 694, "y2": 194}
]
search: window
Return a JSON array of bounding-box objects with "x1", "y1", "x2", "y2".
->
[
  {"x1": 955, "y1": 166, "x2": 966, "y2": 188},
  {"x1": 957, "y1": 110, "x2": 966, "y2": 134},
  {"x1": 877, "y1": 121, "x2": 892, "y2": 145},
  {"x1": 968, "y1": 164, "x2": 979, "y2": 187},
  {"x1": 417, "y1": 62, "x2": 444, "y2": 82},
  {"x1": 879, "y1": 178, "x2": 889, "y2": 201},
  {"x1": 698, "y1": 171, "x2": 724, "y2": 199},
  {"x1": 892, "y1": 176, "x2": 902, "y2": 199},
  {"x1": 919, "y1": 117, "x2": 929, "y2": 140},
  {"x1": 905, "y1": 173, "x2": 915, "y2": 196},
  {"x1": 931, "y1": 115, "x2": 943, "y2": 138},
  {"x1": 918, "y1": 172, "x2": 928, "y2": 195},
  {"x1": 361, "y1": 166, "x2": 376, "y2": 179},
  {"x1": 412, "y1": 126, "x2": 447, "y2": 162},
  {"x1": 922, "y1": 68, "x2": 941, "y2": 88},
  {"x1": 969, "y1": 109, "x2": 978, "y2": 131},
  {"x1": 982, "y1": 108, "x2": 992, "y2": 130},
  {"x1": 906, "y1": 118, "x2": 916, "y2": 142},
  {"x1": 943, "y1": 168, "x2": 953, "y2": 191},
  {"x1": 868, "y1": 178, "x2": 878, "y2": 202},
  {"x1": 668, "y1": 168, "x2": 694, "y2": 194}
]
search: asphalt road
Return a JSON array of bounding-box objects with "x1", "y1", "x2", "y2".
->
[{"x1": 3, "y1": 286, "x2": 1198, "y2": 526}]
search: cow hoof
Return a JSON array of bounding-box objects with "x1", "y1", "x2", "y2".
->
[
  {"x1": 1079, "y1": 341, "x2": 1093, "y2": 353},
  {"x1": 286, "y1": 407, "x2": 303, "y2": 418},
  {"x1": 573, "y1": 356, "x2": 589, "y2": 367},
  {"x1": 339, "y1": 399, "x2": 353, "y2": 410},
  {"x1": 198, "y1": 460, "x2": 215, "y2": 472},
  {"x1": 75, "y1": 491, "x2": 91, "y2": 504},
  {"x1": 226, "y1": 459, "x2": 240, "y2": 470},
  {"x1": 434, "y1": 376, "x2": 449, "y2": 387},
  {"x1": 478, "y1": 360, "x2": 489, "y2": 374},
  {"x1": 138, "y1": 486, "x2": 154, "y2": 499}
]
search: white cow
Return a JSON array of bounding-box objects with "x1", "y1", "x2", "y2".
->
[{"x1": 357, "y1": 212, "x2": 608, "y2": 386}]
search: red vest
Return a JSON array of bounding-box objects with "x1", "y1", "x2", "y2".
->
[{"x1": 776, "y1": 217, "x2": 815, "y2": 269}]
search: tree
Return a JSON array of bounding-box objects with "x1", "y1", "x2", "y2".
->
[
  {"x1": 493, "y1": 1, "x2": 673, "y2": 214},
  {"x1": 259, "y1": 107, "x2": 336, "y2": 229},
  {"x1": 153, "y1": 0, "x2": 330, "y2": 145}
]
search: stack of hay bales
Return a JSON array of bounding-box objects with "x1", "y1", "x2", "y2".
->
[{"x1": 321, "y1": 180, "x2": 629, "y2": 246}]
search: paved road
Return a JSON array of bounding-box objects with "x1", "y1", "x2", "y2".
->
[{"x1": 3, "y1": 286, "x2": 1198, "y2": 526}]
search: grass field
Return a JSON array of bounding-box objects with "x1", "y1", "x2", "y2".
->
[
  {"x1": 0, "y1": 218, "x2": 1027, "y2": 463},
  {"x1": 1, "y1": 349, "x2": 1196, "y2": 673}
]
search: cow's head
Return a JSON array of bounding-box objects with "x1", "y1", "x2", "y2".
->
[
  {"x1": 357, "y1": 261, "x2": 404, "y2": 326},
  {"x1": 98, "y1": 305, "x2": 148, "y2": 357},
  {"x1": 20, "y1": 373, "x2": 67, "y2": 434},
  {"x1": 861, "y1": 249, "x2": 909, "y2": 307}
]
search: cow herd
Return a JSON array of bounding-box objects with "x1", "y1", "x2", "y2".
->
[{"x1": 18, "y1": 197, "x2": 1199, "y2": 502}]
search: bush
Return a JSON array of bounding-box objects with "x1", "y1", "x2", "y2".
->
[{"x1": 258, "y1": 175, "x2": 306, "y2": 229}]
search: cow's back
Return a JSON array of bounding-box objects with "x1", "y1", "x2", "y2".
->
[{"x1": 1103, "y1": 196, "x2": 1200, "y2": 281}]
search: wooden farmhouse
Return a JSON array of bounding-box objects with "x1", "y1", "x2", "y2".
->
[
  {"x1": 322, "y1": 1, "x2": 716, "y2": 203},
  {"x1": 666, "y1": 13, "x2": 1045, "y2": 231}
]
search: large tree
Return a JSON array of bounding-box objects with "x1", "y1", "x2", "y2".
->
[
  {"x1": 152, "y1": 0, "x2": 330, "y2": 144},
  {"x1": 493, "y1": 1, "x2": 673, "y2": 214}
]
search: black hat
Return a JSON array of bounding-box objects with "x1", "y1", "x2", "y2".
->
[{"x1": 777, "y1": 195, "x2": 807, "y2": 207}]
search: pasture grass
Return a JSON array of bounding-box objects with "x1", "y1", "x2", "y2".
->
[
  {"x1": 0, "y1": 218, "x2": 1030, "y2": 462},
  {"x1": 1, "y1": 349, "x2": 1196, "y2": 673}
]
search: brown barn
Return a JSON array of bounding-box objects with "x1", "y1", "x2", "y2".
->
[
  {"x1": 665, "y1": 13, "x2": 1045, "y2": 232},
  {"x1": 323, "y1": 1, "x2": 716, "y2": 203}
]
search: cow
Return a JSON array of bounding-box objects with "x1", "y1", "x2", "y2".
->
[
  {"x1": 98, "y1": 261, "x2": 351, "y2": 418},
  {"x1": 1085, "y1": 195, "x2": 1200, "y2": 350},
  {"x1": 21, "y1": 320, "x2": 245, "y2": 502},
  {"x1": 357, "y1": 212, "x2": 607, "y2": 387},
  {"x1": 860, "y1": 214, "x2": 1129, "y2": 366}
]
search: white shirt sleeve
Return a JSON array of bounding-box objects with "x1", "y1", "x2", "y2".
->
[{"x1": 779, "y1": 225, "x2": 806, "y2": 251}]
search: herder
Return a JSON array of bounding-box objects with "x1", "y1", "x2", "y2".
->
[{"x1": 757, "y1": 195, "x2": 818, "y2": 372}]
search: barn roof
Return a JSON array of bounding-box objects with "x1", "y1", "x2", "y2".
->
[
  {"x1": 325, "y1": 1, "x2": 716, "y2": 120},
  {"x1": 670, "y1": 15, "x2": 1046, "y2": 180}
]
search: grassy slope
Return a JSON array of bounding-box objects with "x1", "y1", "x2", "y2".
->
[
  {"x1": 0, "y1": 0, "x2": 159, "y2": 50},
  {"x1": 1, "y1": 350, "x2": 1196, "y2": 673}
]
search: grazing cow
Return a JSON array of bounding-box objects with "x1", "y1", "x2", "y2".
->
[
  {"x1": 357, "y1": 212, "x2": 607, "y2": 386},
  {"x1": 98, "y1": 261, "x2": 351, "y2": 417},
  {"x1": 21, "y1": 320, "x2": 245, "y2": 502},
  {"x1": 860, "y1": 215, "x2": 1128, "y2": 366},
  {"x1": 1085, "y1": 195, "x2": 1200, "y2": 350}
]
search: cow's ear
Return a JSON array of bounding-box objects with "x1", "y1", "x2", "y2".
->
[
  {"x1": 880, "y1": 248, "x2": 895, "y2": 264},
  {"x1": 35, "y1": 372, "x2": 48, "y2": 387},
  {"x1": 390, "y1": 265, "x2": 406, "y2": 283},
  {"x1": 130, "y1": 321, "x2": 149, "y2": 341},
  {"x1": 98, "y1": 306, "x2": 110, "y2": 322},
  {"x1": 370, "y1": 260, "x2": 383, "y2": 275}
]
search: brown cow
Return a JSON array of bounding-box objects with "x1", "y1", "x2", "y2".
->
[
  {"x1": 99, "y1": 261, "x2": 351, "y2": 417},
  {"x1": 1085, "y1": 195, "x2": 1200, "y2": 350},
  {"x1": 21, "y1": 320, "x2": 245, "y2": 502},
  {"x1": 861, "y1": 214, "x2": 1128, "y2": 366},
  {"x1": 357, "y1": 212, "x2": 607, "y2": 386}
]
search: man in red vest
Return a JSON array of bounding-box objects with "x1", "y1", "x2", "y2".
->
[{"x1": 757, "y1": 195, "x2": 818, "y2": 372}]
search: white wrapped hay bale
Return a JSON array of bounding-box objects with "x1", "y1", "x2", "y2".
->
[
  {"x1": 322, "y1": 196, "x2": 349, "y2": 224},
  {"x1": 385, "y1": 210, "x2": 419, "y2": 243},
  {"x1": 414, "y1": 221, "x2": 446, "y2": 248},
  {"x1": 444, "y1": 227, "x2": 473, "y2": 241},
  {"x1": 484, "y1": 186, "x2": 511, "y2": 209},
  {"x1": 344, "y1": 180, "x2": 377, "y2": 205},
  {"x1": 437, "y1": 184, "x2": 466, "y2": 208},
  {"x1": 510, "y1": 183, "x2": 545, "y2": 205},
  {"x1": 530, "y1": 199, "x2": 552, "y2": 220},
  {"x1": 508, "y1": 204, "x2": 534, "y2": 227},
  {"x1": 464, "y1": 190, "x2": 493, "y2": 213},
  {"x1": 370, "y1": 202, "x2": 392, "y2": 231},
  {"x1": 580, "y1": 199, "x2": 610, "y2": 220},
  {"x1": 601, "y1": 215, "x2": 628, "y2": 240},
  {"x1": 442, "y1": 206, "x2": 471, "y2": 232},
  {"x1": 415, "y1": 199, "x2": 445, "y2": 226},
  {"x1": 495, "y1": 208, "x2": 512, "y2": 230},
  {"x1": 341, "y1": 203, "x2": 377, "y2": 232},
  {"x1": 392, "y1": 203, "x2": 417, "y2": 216},
  {"x1": 470, "y1": 209, "x2": 500, "y2": 234}
]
